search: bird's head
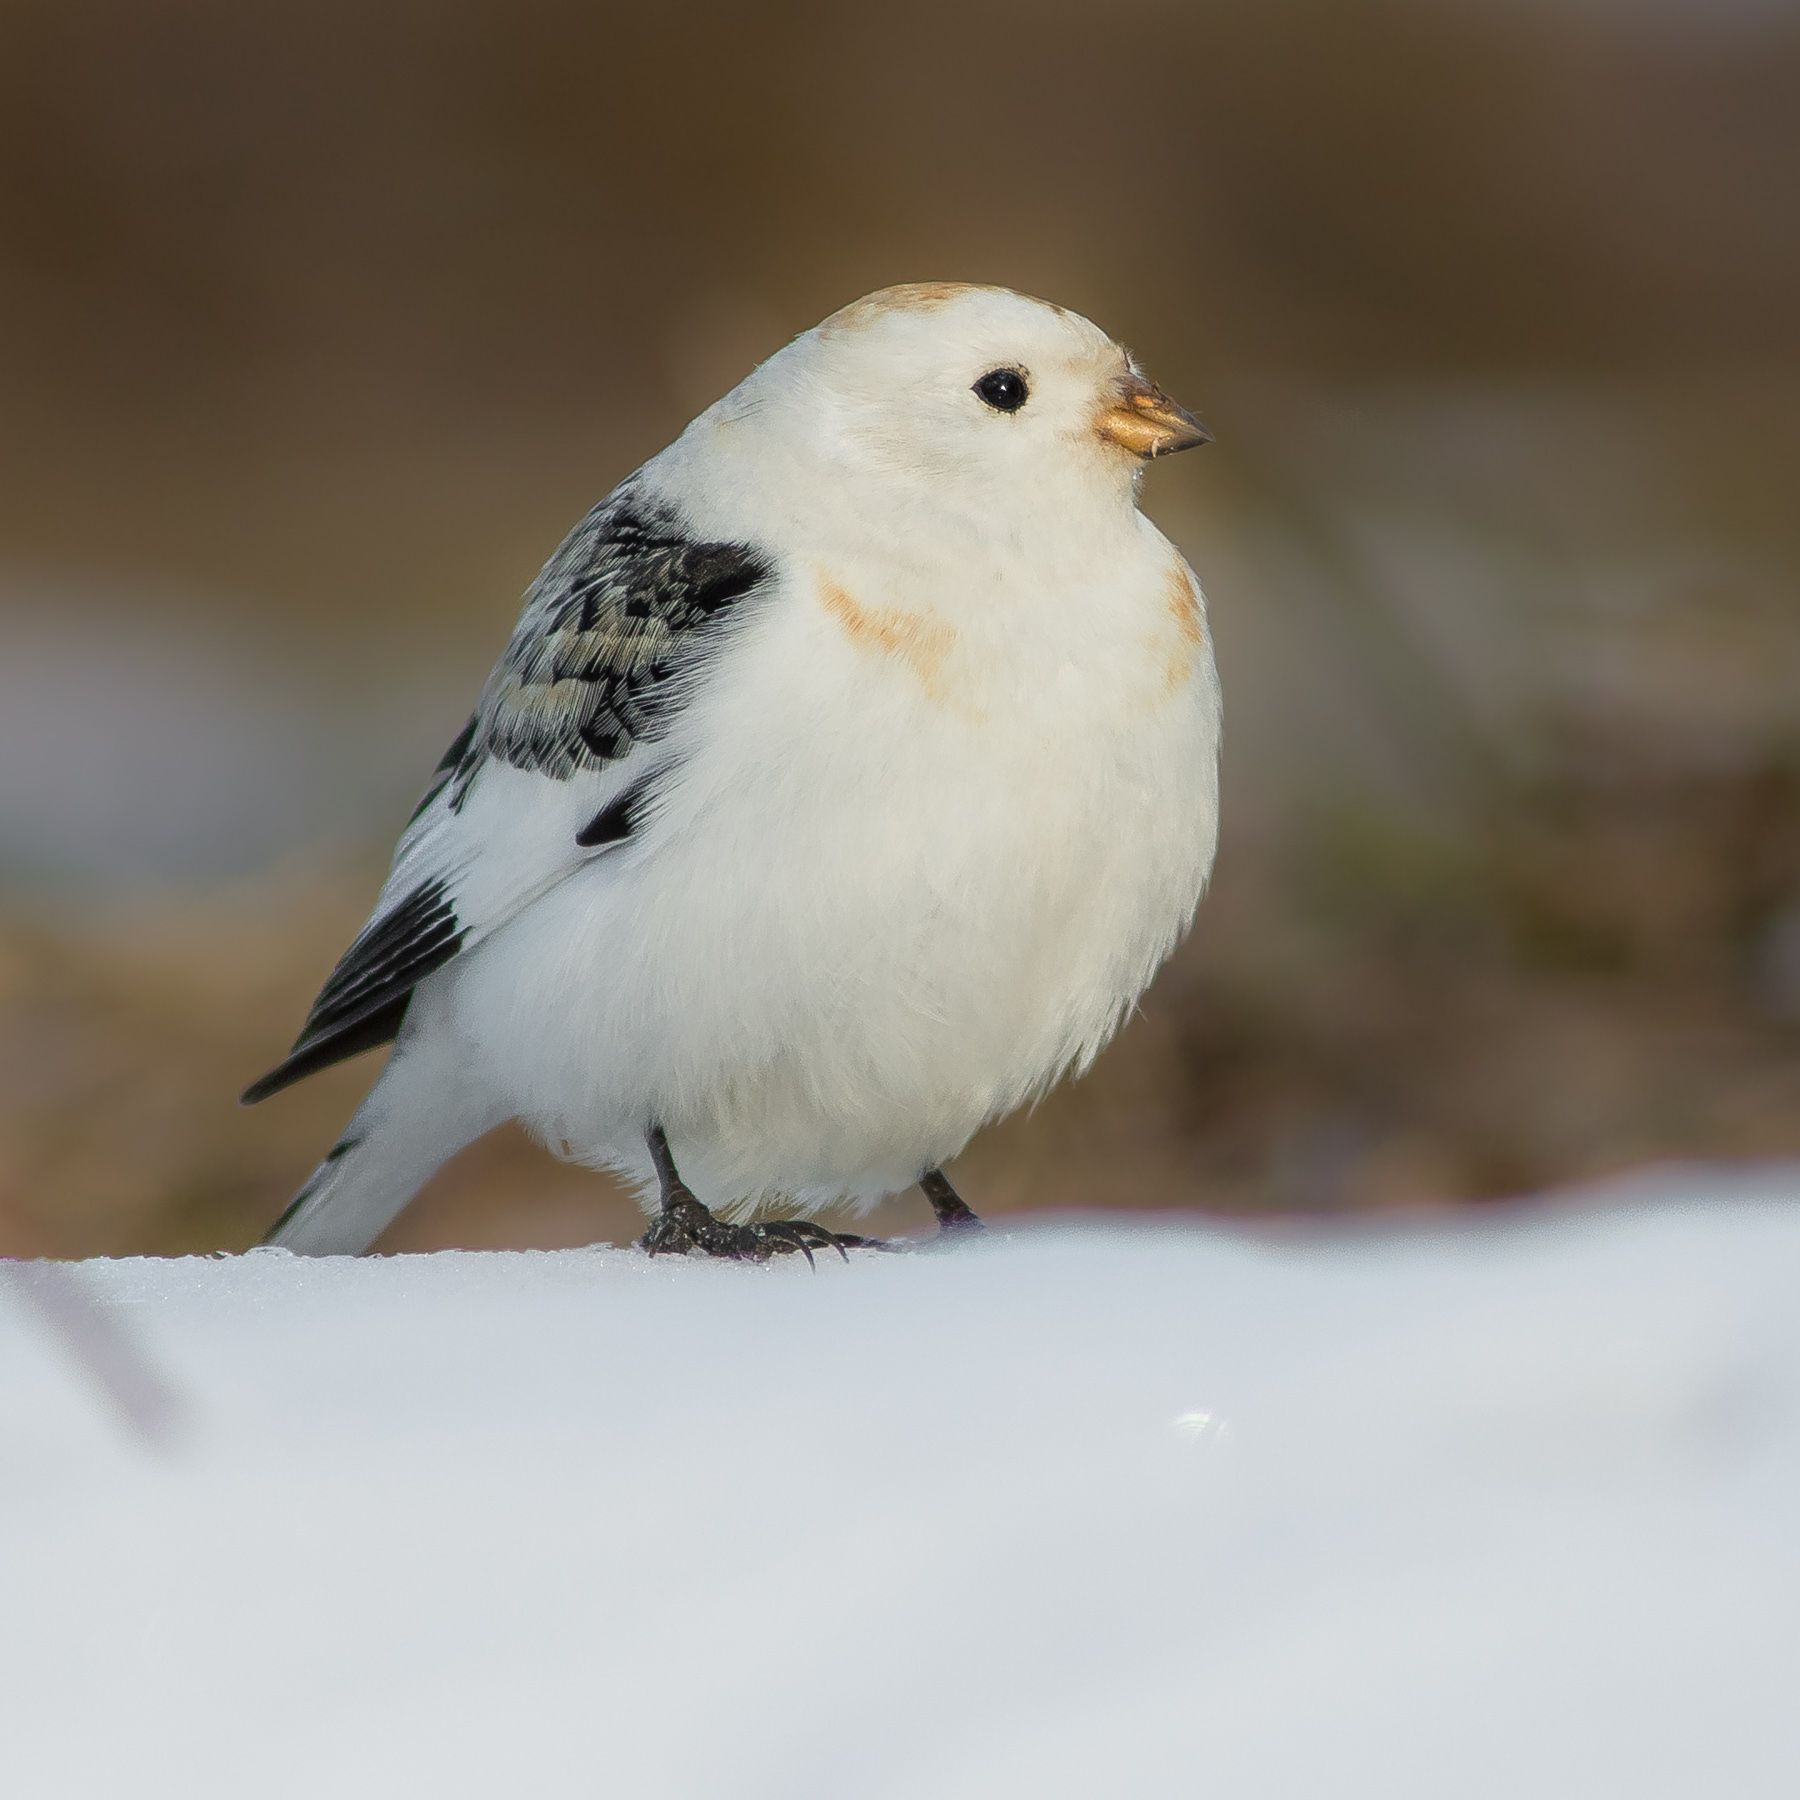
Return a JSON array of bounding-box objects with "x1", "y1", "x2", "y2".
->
[{"x1": 704, "y1": 284, "x2": 1208, "y2": 531}]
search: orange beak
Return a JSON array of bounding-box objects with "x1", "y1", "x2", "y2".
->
[{"x1": 1096, "y1": 372, "x2": 1212, "y2": 460}]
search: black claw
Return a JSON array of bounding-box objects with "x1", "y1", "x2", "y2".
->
[
  {"x1": 639, "y1": 1193, "x2": 885, "y2": 1268},
  {"x1": 640, "y1": 1128, "x2": 898, "y2": 1265},
  {"x1": 832, "y1": 1232, "x2": 910, "y2": 1254},
  {"x1": 756, "y1": 1223, "x2": 817, "y2": 1269},
  {"x1": 801, "y1": 1222, "x2": 851, "y2": 1264}
]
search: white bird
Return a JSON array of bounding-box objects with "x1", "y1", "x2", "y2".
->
[{"x1": 244, "y1": 283, "x2": 1221, "y2": 1258}]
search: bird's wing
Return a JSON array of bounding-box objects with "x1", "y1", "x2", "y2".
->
[{"x1": 242, "y1": 481, "x2": 774, "y2": 1104}]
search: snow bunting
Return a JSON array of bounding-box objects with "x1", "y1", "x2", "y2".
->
[{"x1": 245, "y1": 283, "x2": 1220, "y2": 1258}]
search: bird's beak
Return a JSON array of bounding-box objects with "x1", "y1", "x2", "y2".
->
[{"x1": 1095, "y1": 372, "x2": 1212, "y2": 460}]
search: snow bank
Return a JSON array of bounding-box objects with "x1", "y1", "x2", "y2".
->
[{"x1": 5, "y1": 1168, "x2": 1799, "y2": 1798}]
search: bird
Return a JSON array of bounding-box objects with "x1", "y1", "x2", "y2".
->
[{"x1": 243, "y1": 282, "x2": 1221, "y2": 1259}]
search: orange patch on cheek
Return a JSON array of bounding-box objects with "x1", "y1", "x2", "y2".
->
[
  {"x1": 1162, "y1": 563, "x2": 1208, "y2": 693},
  {"x1": 818, "y1": 577, "x2": 957, "y2": 696}
]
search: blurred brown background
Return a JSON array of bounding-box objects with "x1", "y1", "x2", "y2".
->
[{"x1": 2, "y1": 0, "x2": 1796, "y2": 1256}]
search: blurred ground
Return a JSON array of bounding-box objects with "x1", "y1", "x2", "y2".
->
[{"x1": 1, "y1": 0, "x2": 1796, "y2": 1254}]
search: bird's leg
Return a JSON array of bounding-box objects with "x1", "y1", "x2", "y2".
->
[
  {"x1": 919, "y1": 1168, "x2": 985, "y2": 1236},
  {"x1": 638, "y1": 1125, "x2": 884, "y2": 1266}
]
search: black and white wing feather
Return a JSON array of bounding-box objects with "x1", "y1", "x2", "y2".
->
[{"x1": 242, "y1": 484, "x2": 773, "y2": 1104}]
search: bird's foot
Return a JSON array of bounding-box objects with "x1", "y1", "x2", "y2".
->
[
  {"x1": 919, "y1": 1168, "x2": 986, "y2": 1240},
  {"x1": 933, "y1": 1205, "x2": 986, "y2": 1238},
  {"x1": 640, "y1": 1194, "x2": 893, "y2": 1267}
]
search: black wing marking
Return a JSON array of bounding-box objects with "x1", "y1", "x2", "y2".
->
[
  {"x1": 405, "y1": 713, "x2": 479, "y2": 827},
  {"x1": 241, "y1": 879, "x2": 463, "y2": 1104},
  {"x1": 574, "y1": 782, "x2": 646, "y2": 850},
  {"x1": 243, "y1": 486, "x2": 772, "y2": 1105},
  {"x1": 444, "y1": 486, "x2": 773, "y2": 805}
]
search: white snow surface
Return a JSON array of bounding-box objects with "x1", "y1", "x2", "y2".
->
[{"x1": 5, "y1": 1168, "x2": 1799, "y2": 1798}]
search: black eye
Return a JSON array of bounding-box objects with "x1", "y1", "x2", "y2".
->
[{"x1": 973, "y1": 367, "x2": 1029, "y2": 413}]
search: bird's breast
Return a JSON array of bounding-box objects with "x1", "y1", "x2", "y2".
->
[
  {"x1": 813, "y1": 575, "x2": 979, "y2": 719},
  {"x1": 656, "y1": 545, "x2": 1221, "y2": 990},
  {"x1": 806, "y1": 543, "x2": 1211, "y2": 735}
]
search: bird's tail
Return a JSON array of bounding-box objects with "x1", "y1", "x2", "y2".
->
[{"x1": 261, "y1": 1035, "x2": 505, "y2": 1255}]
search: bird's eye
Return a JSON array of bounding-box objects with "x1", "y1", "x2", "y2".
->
[{"x1": 973, "y1": 368, "x2": 1029, "y2": 413}]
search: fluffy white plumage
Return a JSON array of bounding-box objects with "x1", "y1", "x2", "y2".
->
[{"x1": 253, "y1": 284, "x2": 1221, "y2": 1252}]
